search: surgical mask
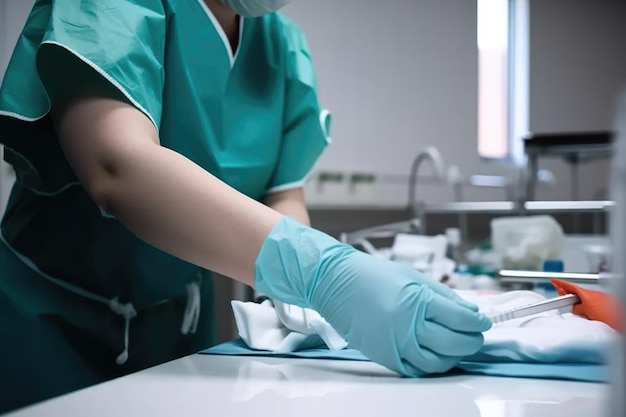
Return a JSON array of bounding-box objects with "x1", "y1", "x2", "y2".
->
[{"x1": 221, "y1": 0, "x2": 294, "y2": 17}]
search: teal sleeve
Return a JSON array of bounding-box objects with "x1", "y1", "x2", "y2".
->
[
  {"x1": 0, "y1": 0, "x2": 166, "y2": 194},
  {"x1": 266, "y1": 20, "x2": 331, "y2": 193}
]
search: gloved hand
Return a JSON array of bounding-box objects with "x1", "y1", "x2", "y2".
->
[
  {"x1": 552, "y1": 279, "x2": 623, "y2": 332},
  {"x1": 255, "y1": 217, "x2": 492, "y2": 376}
]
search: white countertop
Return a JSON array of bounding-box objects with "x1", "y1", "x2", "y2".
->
[{"x1": 6, "y1": 354, "x2": 608, "y2": 417}]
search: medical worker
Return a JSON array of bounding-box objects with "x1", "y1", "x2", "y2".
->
[{"x1": 0, "y1": 0, "x2": 491, "y2": 411}]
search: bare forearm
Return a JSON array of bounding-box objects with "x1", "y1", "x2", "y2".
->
[
  {"x1": 264, "y1": 187, "x2": 311, "y2": 226},
  {"x1": 101, "y1": 147, "x2": 282, "y2": 285},
  {"x1": 53, "y1": 97, "x2": 282, "y2": 287}
]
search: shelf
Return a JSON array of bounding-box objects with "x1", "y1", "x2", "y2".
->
[
  {"x1": 524, "y1": 200, "x2": 614, "y2": 212},
  {"x1": 417, "y1": 200, "x2": 614, "y2": 215},
  {"x1": 524, "y1": 131, "x2": 613, "y2": 161}
]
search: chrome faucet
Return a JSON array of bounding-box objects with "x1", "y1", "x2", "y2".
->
[{"x1": 407, "y1": 146, "x2": 446, "y2": 217}]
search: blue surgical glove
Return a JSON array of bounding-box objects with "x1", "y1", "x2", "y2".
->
[{"x1": 255, "y1": 217, "x2": 492, "y2": 376}]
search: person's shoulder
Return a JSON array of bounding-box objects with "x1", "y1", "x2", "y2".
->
[
  {"x1": 269, "y1": 12, "x2": 303, "y2": 34},
  {"x1": 261, "y1": 12, "x2": 309, "y2": 51},
  {"x1": 56, "y1": 0, "x2": 165, "y2": 11},
  {"x1": 44, "y1": 0, "x2": 167, "y2": 27}
]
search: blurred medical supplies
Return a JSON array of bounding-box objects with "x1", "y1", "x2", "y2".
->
[
  {"x1": 583, "y1": 243, "x2": 612, "y2": 273},
  {"x1": 390, "y1": 233, "x2": 451, "y2": 279},
  {"x1": 491, "y1": 215, "x2": 563, "y2": 270},
  {"x1": 560, "y1": 235, "x2": 611, "y2": 273},
  {"x1": 488, "y1": 294, "x2": 580, "y2": 324},
  {"x1": 552, "y1": 279, "x2": 623, "y2": 332},
  {"x1": 464, "y1": 242, "x2": 500, "y2": 272},
  {"x1": 445, "y1": 227, "x2": 462, "y2": 264},
  {"x1": 341, "y1": 228, "x2": 456, "y2": 282}
]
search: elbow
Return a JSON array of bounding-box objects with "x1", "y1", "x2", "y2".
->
[
  {"x1": 83, "y1": 168, "x2": 119, "y2": 215},
  {"x1": 89, "y1": 181, "x2": 116, "y2": 215},
  {"x1": 79, "y1": 154, "x2": 130, "y2": 215},
  {"x1": 79, "y1": 142, "x2": 161, "y2": 216},
  {"x1": 51, "y1": 96, "x2": 162, "y2": 212}
]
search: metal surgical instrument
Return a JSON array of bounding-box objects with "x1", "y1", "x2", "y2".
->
[
  {"x1": 488, "y1": 293, "x2": 581, "y2": 324},
  {"x1": 498, "y1": 270, "x2": 615, "y2": 286}
]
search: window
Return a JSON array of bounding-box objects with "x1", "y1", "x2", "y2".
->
[
  {"x1": 477, "y1": 0, "x2": 529, "y2": 164},
  {"x1": 477, "y1": 0, "x2": 509, "y2": 159}
]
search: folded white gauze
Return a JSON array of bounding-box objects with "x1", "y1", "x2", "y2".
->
[
  {"x1": 231, "y1": 299, "x2": 347, "y2": 352},
  {"x1": 232, "y1": 290, "x2": 618, "y2": 364},
  {"x1": 457, "y1": 290, "x2": 618, "y2": 363}
]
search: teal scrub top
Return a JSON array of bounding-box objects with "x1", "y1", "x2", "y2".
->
[{"x1": 0, "y1": 0, "x2": 330, "y2": 411}]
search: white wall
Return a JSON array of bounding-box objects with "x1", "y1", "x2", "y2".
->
[
  {"x1": 0, "y1": 0, "x2": 7, "y2": 215},
  {"x1": 0, "y1": 1, "x2": 6, "y2": 82},
  {"x1": 284, "y1": 0, "x2": 500, "y2": 206},
  {"x1": 0, "y1": 0, "x2": 35, "y2": 84},
  {"x1": 529, "y1": 0, "x2": 626, "y2": 201},
  {"x1": 1, "y1": 0, "x2": 625, "y2": 212},
  {"x1": 283, "y1": 0, "x2": 626, "y2": 206},
  {"x1": 0, "y1": 0, "x2": 35, "y2": 215}
]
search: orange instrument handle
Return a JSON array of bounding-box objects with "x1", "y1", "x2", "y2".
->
[{"x1": 552, "y1": 279, "x2": 624, "y2": 333}]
